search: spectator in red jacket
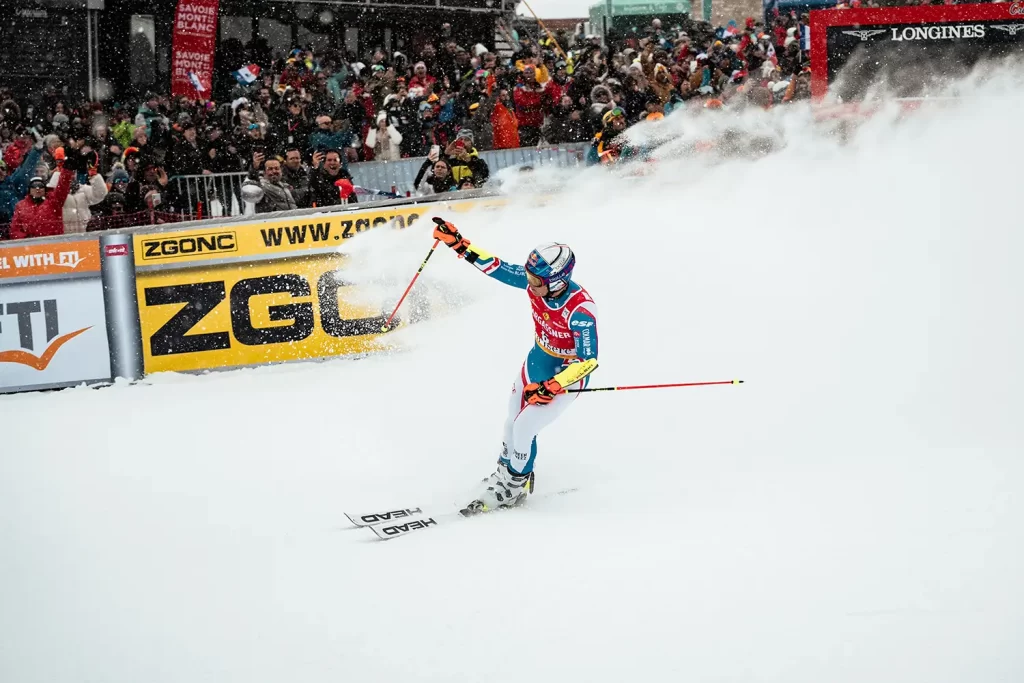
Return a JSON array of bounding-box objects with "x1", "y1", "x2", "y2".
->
[
  {"x1": 408, "y1": 62, "x2": 437, "y2": 92},
  {"x1": 512, "y1": 65, "x2": 545, "y2": 147},
  {"x1": 8, "y1": 145, "x2": 80, "y2": 240},
  {"x1": 542, "y1": 61, "x2": 571, "y2": 115}
]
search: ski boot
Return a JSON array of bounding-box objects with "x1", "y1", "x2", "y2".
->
[{"x1": 461, "y1": 462, "x2": 535, "y2": 517}]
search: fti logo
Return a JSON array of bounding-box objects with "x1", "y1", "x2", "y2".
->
[
  {"x1": 0, "y1": 299, "x2": 90, "y2": 370},
  {"x1": 0, "y1": 249, "x2": 86, "y2": 271}
]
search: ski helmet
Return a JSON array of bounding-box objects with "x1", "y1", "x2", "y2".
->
[{"x1": 525, "y1": 242, "x2": 575, "y2": 296}]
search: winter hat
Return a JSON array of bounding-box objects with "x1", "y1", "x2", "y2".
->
[
  {"x1": 376, "y1": 111, "x2": 388, "y2": 124},
  {"x1": 106, "y1": 191, "x2": 126, "y2": 207},
  {"x1": 52, "y1": 113, "x2": 70, "y2": 128},
  {"x1": 414, "y1": 61, "x2": 427, "y2": 70},
  {"x1": 111, "y1": 168, "x2": 130, "y2": 184},
  {"x1": 28, "y1": 176, "x2": 46, "y2": 189},
  {"x1": 456, "y1": 128, "x2": 474, "y2": 142}
]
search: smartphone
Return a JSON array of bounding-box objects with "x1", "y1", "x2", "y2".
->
[{"x1": 430, "y1": 144, "x2": 440, "y2": 159}]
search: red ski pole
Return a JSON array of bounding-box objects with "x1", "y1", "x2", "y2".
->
[
  {"x1": 567, "y1": 380, "x2": 743, "y2": 393},
  {"x1": 380, "y1": 238, "x2": 441, "y2": 332}
]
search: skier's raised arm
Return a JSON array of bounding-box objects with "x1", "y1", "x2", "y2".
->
[{"x1": 432, "y1": 219, "x2": 528, "y2": 289}]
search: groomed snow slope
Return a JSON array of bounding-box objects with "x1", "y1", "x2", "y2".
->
[{"x1": 3, "y1": 74, "x2": 1023, "y2": 683}]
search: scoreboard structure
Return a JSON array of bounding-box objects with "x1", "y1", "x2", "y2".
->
[{"x1": 810, "y1": 3, "x2": 1024, "y2": 100}]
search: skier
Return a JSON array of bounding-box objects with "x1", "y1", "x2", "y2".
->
[{"x1": 431, "y1": 218, "x2": 599, "y2": 514}]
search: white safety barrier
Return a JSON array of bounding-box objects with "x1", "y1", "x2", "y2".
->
[
  {"x1": 170, "y1": 143, "x2": 589, "y2": 217},
  {"x1": 351, "y1": 143, "x2": 589, "y2": 195}
]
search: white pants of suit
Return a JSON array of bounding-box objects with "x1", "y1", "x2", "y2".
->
[{"x1": 500, "y1": 362, "x2": 584, "y2": 475}]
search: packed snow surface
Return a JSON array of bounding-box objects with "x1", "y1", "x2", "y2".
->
[{"x1": 3, "y1": 73, "x2": 1023, "y2": 683}]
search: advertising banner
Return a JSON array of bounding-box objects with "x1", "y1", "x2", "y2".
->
[
  {"x1": 0, "y1": 194, "x2": 496, "y2": 392},
  {"x1": 0, "y1": 278, "x2": 112, "y2": 392},
  {"x1": 0, "y1": 239, "x2": 101, "y2": 280},
  {"x1": 136, "y1": 254, "x2": 391, "y2": 374},
  {"x1": 133, "y1": 205, "x2": 428, "y2": 267},
  {"x1": 810, "y1": 3, "x2": 1024, "y2": 100},
  {"x1": 170, "y1": 0, "x2": 219, "y2": 98}
]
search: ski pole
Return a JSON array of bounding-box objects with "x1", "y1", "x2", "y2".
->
[
  {"x1": 567, "y1": 380, "x2": 744, "y2": 393},
  {"x1": 380, "y1": 233, "x2": 443, "y2": 332}
]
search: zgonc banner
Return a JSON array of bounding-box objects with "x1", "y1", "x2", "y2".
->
[
  {"x1": 171, "y1": 0, "x2": 219, "y2": 98},
  {"x1": 131, "y1": 200, "x2": 491, "y2": 375}
]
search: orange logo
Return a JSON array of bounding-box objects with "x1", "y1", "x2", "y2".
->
[
  {"x1": 0, "y1": 240, "x2": 100, "y2": 280},
  {"x1": 0, "y1": 326, "x2": 90, "y2": 370}
]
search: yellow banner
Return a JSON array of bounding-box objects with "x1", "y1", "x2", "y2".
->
[
  {"x1": 133, "y1": 198, "x2": 501, "y2": 266},
  {"x1": 137, "y1": 254, "x2": 393, "y2": 373}
]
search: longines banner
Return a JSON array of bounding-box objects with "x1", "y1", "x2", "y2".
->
[
  {"x1": 810, "y1": 3, "x2": 1024, "y2": 100},
  {"x1": 170, "y1": 0, "x2": 219, "y2": 98}
]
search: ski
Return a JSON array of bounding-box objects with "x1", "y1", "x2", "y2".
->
[
  {"x1": 350, "y1": 488, "x2": 579, "y2": 541},
  {"x1": 368, "y1": 514, "x2": 449, "y2": 540},
  {"x1": 344, "y1": 508, "x2": 425, "y2": 528}
]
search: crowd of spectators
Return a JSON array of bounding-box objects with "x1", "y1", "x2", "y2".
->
[{"x1": 0, "y1": 8, "x2": 826, "y2": 240}]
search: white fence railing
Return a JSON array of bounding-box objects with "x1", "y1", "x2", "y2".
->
[{"x1": 169, "y1": 143, "x2": 590, "y2": 218}]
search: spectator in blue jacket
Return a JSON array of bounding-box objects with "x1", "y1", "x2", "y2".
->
[{"x1": 307, "y1": 115, "x2": 354, "y2": 166}]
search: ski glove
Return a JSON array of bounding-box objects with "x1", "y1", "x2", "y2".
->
[
  {"x1": 523, "y1": 379, "x2": 563, "y2": 406},
  {"x1": 432, "y1": 217, "x2": 470, "y2": 254}
]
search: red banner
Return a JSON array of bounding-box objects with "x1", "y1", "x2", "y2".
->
[{"x1": 170, "y1": 0, "x2": 219, "y2": 99}]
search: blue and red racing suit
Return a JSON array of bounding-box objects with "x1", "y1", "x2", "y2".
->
[{"x1": 459, "y1": 241, "x2": 599, "y2": 475}]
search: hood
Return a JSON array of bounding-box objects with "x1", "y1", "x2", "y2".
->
[{"x1": 590, "y1": 84, "x2": 612, "y2": 102}]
